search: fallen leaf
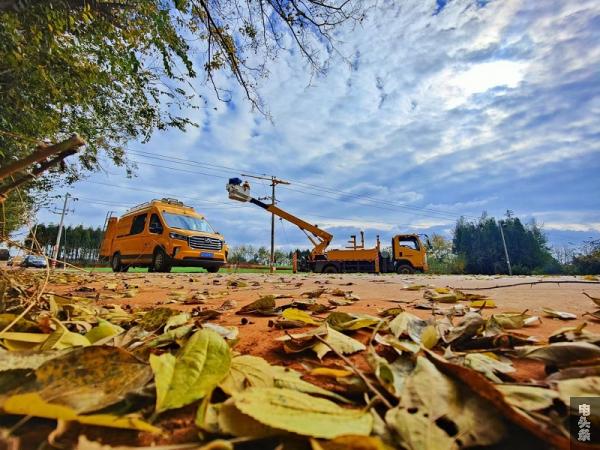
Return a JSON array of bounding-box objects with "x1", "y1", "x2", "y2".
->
[
  {"x1": 201, "y1": 399, "x2": 277, "y2": 438},
  {"x1": 423, "y1": 289, "x2": 457, "y2": 303},
  {"x1": 403, "y1": 285, "x2": 425, "y2": 291},
  {"x1": 583, "y1": 275, "x2": 599, "y2": 281},
  {"x1": 0, "y1": 313, "x2": 39, "y2": 332},
  {"x1": 378, "y1": 307, "x2": 404, "y2": 317},
  {"x1": 517, "y1": 341, "x2": 600, "y2": 367},
  {"x1": 487, "y1": 311, "x2": 532, "y2": 331},
  {"x1": 201, "y1": 323, "x2": 239, "y2": 341},
  {"x1": 548, "y1": 322, "x2": 600, "y2": 344},
  {"x1": 139, "y1": 307, "x2": 177, "y2": 331},
  {"x1": 325, "y1": 312, "x2": 380, "y2": 331},
  {"x1": 310, "y1": 435, "x2": 387, "y2": 450},
  {"x1": 330, "y1": 288, "x2": 347, "y2": 297},
  {"x1": 147, "y1": 324, "x2": 194, "y2": 348},
  {"x1": 217, "y1": 299, "x2": 237, "y2": 311},
  {"x1": 232, "y1": 387, "x2": 372, "y2": 438},
  {"x1": 398, "y1": 356, "x2": 506, "y2": 448},
  {"x1": 0, "y1": 349, "x2": 68, "y2": 371},
  {"x1": 470, "y1": 299, "x2": 497, "y2": 308},
  {"x1": 583, "y1": 292, "x2": 600, "y2": 307},
  {"x1": 368, "y1": 349, "x2": 414, "y2": 397},
  {"x1": 313, "y1": 325, "x2": 366, "y2": 359},
  {"x1": 424, "y1": 351, "x2": 571, "y2": 448},
  {"x1": 309, "y1": 367, "x2": 353, "y2": 378},
  {"x1": 282, "y1": 308, "x2": 320, "y2": 325},
  {"x1": 237, "y1": 295, "x2": 277, "y2": 315},
  {"x1": 542, "y1": 307, "x2": 577, "y2": 320},
  {"x1": 14, "y1": 346, "x2": 151, "y2": 413},
  {"x1": 419, "y1": 325, "x2": 439, "y2": 349},
  {"x1": 164, "y1": 312, "x2": 192, "y2": 332},
  {"x1": 385, "y1": 407, "x2": 455, "y2": 450},
  {"x1": 496, "y1": 384, "x2": 558, "y2": 411},
  {"x1": 278, "y1": 325, "x2": 366, "y2": 359},
  {"x1": 122, "y1": 289, "x2": 139, "y2": 298},
  {"x1": 555, "y1": 376, "x2": 600, "y2": 406},
  {"x1": 103, "y1": 282, "x2": 118, "y2": 291},
  {"x1": 328, "y1": 298, "x2": 353, "y2": 306},
  {"x1": 220, "y1": 354, "x2": 347, "y2": 402},
  {"x1": 302, "y1": 289, "x2": 327, "y2": 299},
  {"x1": 1, "y1": 332, "x2": 49, "y2": 351},
  {"x1": 192, "y1": 308, "x2": 222, "y2": 321},
  {"x1": 85, "y1": 320, "x2": 124, "y2": 344},
  {"x1": 40, "y1": 325, "x2": 91, "y2": 350},
  {"x1": 374, "y1": 334, "x2": 421, "y2": 354},
  {"x1": 150, "y1": 329, "x2": 231, "y2": 412},
  {"x1": 388, "y1": 312, "x2": 427, "y2": 343},
  {"x1": 2, "y1": 392, "x2": 159, "y2": 433},
  {"x1": 463, "y1": 353, "x2": 515, "y2": 383}
]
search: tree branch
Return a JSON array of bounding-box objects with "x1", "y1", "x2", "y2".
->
[{"x1": 0, "y1": 133, "x2": 84, "y2": 182}]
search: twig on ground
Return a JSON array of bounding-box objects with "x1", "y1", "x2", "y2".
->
[{"x1": 450, "y1": 280, "x2": 600, "y2": 291}]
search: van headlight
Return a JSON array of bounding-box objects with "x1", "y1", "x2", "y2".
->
[{"x1": 169, "y1": 232, "x2": 188, "y2": 241}]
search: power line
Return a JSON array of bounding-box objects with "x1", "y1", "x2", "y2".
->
[
  {"x1": 79, "y1": 180, "x2": 246, "y2": 208},
  {"x1": 127, "y1": 149, "x2": 480, "y2": 221}
]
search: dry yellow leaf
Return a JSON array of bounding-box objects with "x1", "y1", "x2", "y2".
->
[
  {"x1": 2, "y1": 393, "x2": 160, "y2": 433},
  {"x1": 310, "y1": 367, "x2": 353, "y2": 378}
]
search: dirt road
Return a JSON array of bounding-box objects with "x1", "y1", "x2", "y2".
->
[{"x1": 47, "y1": 271, "x2": 600, "y2": 380}]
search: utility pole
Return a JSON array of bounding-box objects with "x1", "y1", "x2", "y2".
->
[
  {"x1": 51, "y1": 193, "x2": 77, "y2": 268},
  {"x1": 30, "y1": 223, "x2": 38, "y2": 251},
  {"x1": 241, "y1": 174, "x2": 290, "y2": 272},
  {"x1": 498, "y1": 220, "x2": 512, "y2": 276}
]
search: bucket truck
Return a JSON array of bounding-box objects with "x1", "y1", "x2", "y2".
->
[{"x1": 226, "y1": 178, "x2": 428, "y2": 274}]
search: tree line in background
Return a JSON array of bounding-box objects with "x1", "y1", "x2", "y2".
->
[
  {"x1": 22, "y1": 224, "x2": 104, "y2": 265},
  {"x1": 428, "y1": 213, "x2": 599, "y2": 275},
  {"x1": 13, "y1": 215, "x2": 600, "y2": 274}
]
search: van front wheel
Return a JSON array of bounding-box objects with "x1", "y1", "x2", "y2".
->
[{"x1": 153, "y1": 248, "x2": 171, "y2": 273}]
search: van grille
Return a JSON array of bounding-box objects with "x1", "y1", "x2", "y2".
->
[{"x1": 189, "y1": 236, "x2": 223, "y2": 251}]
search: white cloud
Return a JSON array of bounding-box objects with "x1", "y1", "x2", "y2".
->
[
  {"x1": 34, "y1": 0, "x2": 600, "y2": 251},
  {"x1": 543, "y1": 222, "x2": 600, "y2": 233}
]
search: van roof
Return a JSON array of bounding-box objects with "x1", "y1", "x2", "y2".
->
[{"x1": 122, "y1": 198, "x2": 195, "y2": 216}]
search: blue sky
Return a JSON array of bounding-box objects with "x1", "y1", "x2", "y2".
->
[{"x1": 37, "y1": 0, "x2": 600, "y2": 254}]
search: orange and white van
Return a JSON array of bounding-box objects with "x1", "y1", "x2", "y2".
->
[{"x1": 99, "y1": 198, "x2": 228, "y2": 272}]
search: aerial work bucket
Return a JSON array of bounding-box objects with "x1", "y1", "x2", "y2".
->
[{"x1": 226, "y1": 178, "x2": 252, "y2": 202}]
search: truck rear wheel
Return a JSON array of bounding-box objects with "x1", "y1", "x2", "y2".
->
[
  {"x1": 322, "y1": 264, "x2": 338, "y2": 274},
  {"x1": 396, "y1": 264, "x2": 414, "y2": 274},
  {"x1": 152, "y1": 248, "x2": 171, "y2": 273},
  {"x1": 111, "y1": 253, "x2": 128, "y2": 273},
  {"x1": 206, "y1": 266, "x2": 220, "y2": 273}
]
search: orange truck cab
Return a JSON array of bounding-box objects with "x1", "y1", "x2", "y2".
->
[{"x1": 99, "y1": 198, "x2": 228, "y2": 273}]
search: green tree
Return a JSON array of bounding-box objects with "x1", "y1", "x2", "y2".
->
[
  {"x1": 426, "y1": 233, "x2": 465, "y2": 274},
  {"x1": 25, "y1": 223, "x2": 103, "y2": 264},
  {"x1": 572, "y1": 239, "x2": 600, "y2": 275},
  {"x1": 452, "y1": 214, "x2": 558, "y2": 275},
  {"x1": 0, "y1": 0, "x2": 365, "y2": 235}
]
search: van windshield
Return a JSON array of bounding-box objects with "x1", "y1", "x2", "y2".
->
[{"x1": 162, "y1": 212, "x2": 214, "y2": 233}]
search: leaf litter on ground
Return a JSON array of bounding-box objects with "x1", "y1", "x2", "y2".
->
[{"x1": 1, "y1": 269, "x2": 600, "y2": 449}]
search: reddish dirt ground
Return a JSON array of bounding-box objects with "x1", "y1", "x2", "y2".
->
[{"x1": 48, "y1": 271, "x2": 600, "y2": 382}]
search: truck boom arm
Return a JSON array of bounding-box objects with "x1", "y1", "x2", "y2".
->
[{"x1": 227, "y1": 179, "x2": 333, "y2": 257}]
